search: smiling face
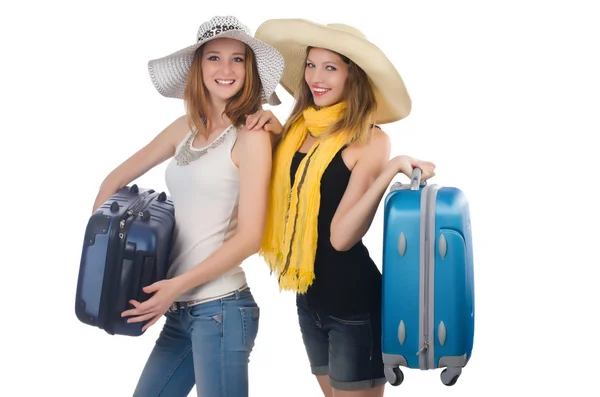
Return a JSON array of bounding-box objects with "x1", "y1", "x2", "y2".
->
[
  {"x1": 304, "y1": 47, "x2": 350, "y2": 107},
  {"x1": 201, "y1": 38, "x2": 247, "y2": 103}
]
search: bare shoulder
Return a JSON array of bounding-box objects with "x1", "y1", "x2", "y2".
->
[
  {"x1": 236, "y1": 126, "x2": 272, "y2": 147},
  {"x1": 232, "y1": 126, "x2": 272, "y2": 168},
  {"x1": 346, "y1": 126, "x2": 391, "y2": 164},
  {"x1": 365, "y1": 126, "x2": 391, "y2": 154},
  {"x1": 162, "y1": 114, "x2": 191, "y2": 147}
]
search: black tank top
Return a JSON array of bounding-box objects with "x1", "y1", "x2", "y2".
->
[{"x1": 291, "y1": 147, "x2": 382, "y2": 317}]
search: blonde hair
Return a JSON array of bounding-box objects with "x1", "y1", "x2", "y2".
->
[
  {"x1": 183, "y1": 43, "x2": 262, "y2": 136},
  {"x1": 282, "y1": 46, "x2": 378, "y2": 144}
]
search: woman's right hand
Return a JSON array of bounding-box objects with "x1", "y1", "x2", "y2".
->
[{"x1": 245, "y1": 110, "x2": 283, "y2": 135}]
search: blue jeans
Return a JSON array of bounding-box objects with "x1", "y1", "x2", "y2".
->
[{"x1": 132, "y1": 287, "x2": 260, "y2": 397}]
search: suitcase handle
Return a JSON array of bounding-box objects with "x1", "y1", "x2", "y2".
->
[
  {"x1": 409, "y1": 167, "x2": 422, "y2": 190},
  {"x1": 136, "y1": 256, "x2": 156, "y2": 303},
  {"x1": 389, "y1": 167, "x2": 426, "y2": 193}
]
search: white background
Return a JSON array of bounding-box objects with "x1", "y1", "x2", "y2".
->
[{"x1": 1, "y1": 0, "x2": 599, "y2": 396}]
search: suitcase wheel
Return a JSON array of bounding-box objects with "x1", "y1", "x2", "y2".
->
[
  {"x1": 440, "y1": 367, "x2": 461, "y2": 386},
  {"x1": 110, "y1": 201, "x2": 120, "y2": 213},
  {"x1": 157, "y1": 192, "x2": 167, "y2": 202},
  {"x1": 140, "y1": 210, "x2": 151, "y2": 221},
  {"x1": 129, "y1": 184, "x2": 139, "y2": 194},
  {"x1": 384, "y1": 366, "x2": 404, "y2": 386}
]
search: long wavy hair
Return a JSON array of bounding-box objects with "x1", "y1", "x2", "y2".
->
[
  {"x1": 282, "y1": 46, "x2": 378, "y2": 144},
  {"x1": 183, "y1": 42, "x2": 263, "y2": 136}
]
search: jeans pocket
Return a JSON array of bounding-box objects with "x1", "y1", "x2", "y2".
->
[
  {"x1": 239, "y1": 306, "x2": 260, "y2": 351},
  {"x1": 187, "y1": 303, "x2": 223, "y2": 334}
]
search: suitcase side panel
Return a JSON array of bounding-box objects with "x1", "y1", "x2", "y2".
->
[
  {"x1": 75, "y1": 213, "x2": 115, "y2": 327},
  {"x1": 75, "y1": 187, "x2": 139, "y2": 329},
  {"x1": 381, "y1": 189, "x2": 422, "y2": 370},
  {"x1": 431, "y1": 187, "x2": 474, "y2": 369}
]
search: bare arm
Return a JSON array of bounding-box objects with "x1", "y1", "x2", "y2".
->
[
  {"x1": 172, "y1": 127, "x2": 272, "y2": 291},
  {"x1": 330, "y1": 129, "x2": 437, "y2": 251},
  {"x1": 329, "y1": 129, "x2": 393, "y2": 252},
  {"x1": 92, "y1": 115, "x2": 188, "y2": 213}
]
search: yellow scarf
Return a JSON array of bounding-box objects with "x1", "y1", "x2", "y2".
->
[{"x1": 259, "y1": 102, "x2": 350, "y2": 293}]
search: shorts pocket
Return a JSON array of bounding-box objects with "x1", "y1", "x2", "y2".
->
[{"x1": 328, "y1": 312, "x2": 370, "y2": 326}]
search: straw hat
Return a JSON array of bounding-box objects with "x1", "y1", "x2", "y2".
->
[
  {"x1": 148, "y1": 16, "x2": 285, "y2": 106},
  {"x1": 255, "y1": 19, "x2": 411, "y2": 123}
]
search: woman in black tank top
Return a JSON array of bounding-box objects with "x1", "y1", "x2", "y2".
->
[
  {"x1": 255, "y1": 20, "x2": 436, "y2": 397},
  {"x1": 290, "y1": 147, "x2": 383, "y2": 317}
]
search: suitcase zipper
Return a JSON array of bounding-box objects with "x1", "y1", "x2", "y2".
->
[
  {"x1": 419, "y1": 185, "x2": 441, "y2": 370},
  {"x1": 418, "y1": 185, "x2": 436, "y2": 370},
  {"x1": 103, "y1": 189, "x2": 156, "y2": 334},
  {"x1": 418, "y1": 226, "x2": 431, "y2": 369},
  {"x1": 424, "y1": 202, "x2": 432, "y2": 370},
  {"x1": 417, "y1": 341, "x2": 429, "y2": 356},
  {"x1": 118, "y1": 190, "x2": 156, "y2": 237}
]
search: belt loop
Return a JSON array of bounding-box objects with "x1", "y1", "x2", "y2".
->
[{"x1": 235, "y1": 283, "x2": 247, "y2": 299}]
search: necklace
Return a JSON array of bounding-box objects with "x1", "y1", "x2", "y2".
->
[{"x1": 174, "y1": 125, "x2": 233, "y2": 166}]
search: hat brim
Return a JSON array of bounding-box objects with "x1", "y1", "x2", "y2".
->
[
  {"x1": 148, "y1": 30, "x2": 284, "y2": 106},
  {"x1": 255, "y1": 19, "x2": 411, "y2": 124}
]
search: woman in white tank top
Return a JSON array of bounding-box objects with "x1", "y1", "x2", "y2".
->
[{"x1": 91, "y1": 16, "x2": 285, "y2": 397}]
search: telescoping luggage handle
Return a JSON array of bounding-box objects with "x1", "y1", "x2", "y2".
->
[
  {"x1": 389, "y1": 167, "x2": 424, "y2": 193},
  {"x1": 409, "y1": 167, "x2": 422, "y2": 190}
]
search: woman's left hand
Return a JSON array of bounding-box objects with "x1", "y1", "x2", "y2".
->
[
  {"x1": 387, "y1": 155, "x2": 436, "y2": 181},
  {"x1": 245, "y1": 110, "x2": 283, "y2": 135},
  {"x1": 408, "y1": 157, "x2": 436, "y2": 181},
  {"x1": 121, "y1": 278, "x2": 183, "y2": 332}
]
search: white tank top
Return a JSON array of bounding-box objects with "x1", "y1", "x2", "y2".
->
[{"x1": 164, "y1": 124, "x2": 246, "y2": 302}]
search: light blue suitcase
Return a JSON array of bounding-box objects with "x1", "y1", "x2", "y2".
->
[{"x1": 381, "y1": 169, "x2": 475, "y2": 386}]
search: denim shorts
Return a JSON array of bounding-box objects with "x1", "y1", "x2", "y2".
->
[{"x1": 296, "y1": 295, "x2": 386, "y2": 391}]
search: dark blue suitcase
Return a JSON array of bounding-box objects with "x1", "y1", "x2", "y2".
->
[
  {"x1": 75, "y1": 184, "x2": 175, "y2": 336},
  {"x1": 381, "y1": 169, "x2": 475, "y2": 386}
]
